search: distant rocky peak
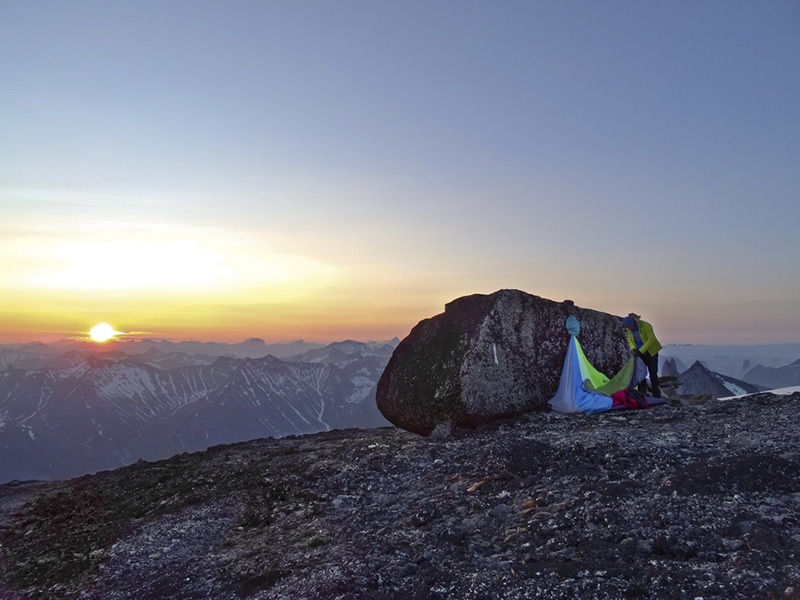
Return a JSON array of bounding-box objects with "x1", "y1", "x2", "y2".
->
[
  {"x1": 661, "y1": 357, "x2": 680, "y2": 377},
  {"x1": 328, "y1": 340, "x2": 369, "y2": 354},
  {"x1": 677, "y1": 361, "x2": 761, "y2": 398}
]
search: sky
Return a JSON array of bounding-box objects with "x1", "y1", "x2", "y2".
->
[{"x1": 1, "y1": 1, "x2": 799, "y2": 345}]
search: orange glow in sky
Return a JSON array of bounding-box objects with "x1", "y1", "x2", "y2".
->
[{"x1": 1, "y1": 3, "x2": 799, "y2": 346}]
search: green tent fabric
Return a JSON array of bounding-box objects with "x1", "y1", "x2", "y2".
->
[
  {"x1": 548, "y1": 316, "x2": 652, "y2": 414},
  {"x1": 586, "y1": 356, "x2": 636, "y2": 396},
  {"x1": 574, "y1": 337, "x2": 616, "y2": 390}
]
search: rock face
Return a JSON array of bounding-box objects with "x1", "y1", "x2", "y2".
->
[{"x1": 376, "y1": 289, "x2": 629, "y2": 435}]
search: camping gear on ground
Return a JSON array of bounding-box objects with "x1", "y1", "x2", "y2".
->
[{"x1": 548, "y1": 316, "x2": 665, "y2": 414}]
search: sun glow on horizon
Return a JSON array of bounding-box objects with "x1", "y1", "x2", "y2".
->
[{"x1": 89, "y1": 323, "x2": 118, "y2": 342}]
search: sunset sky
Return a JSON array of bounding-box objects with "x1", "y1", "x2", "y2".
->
[{"x1": 2, "y1": 1, "x2": 799, "y2": 345}]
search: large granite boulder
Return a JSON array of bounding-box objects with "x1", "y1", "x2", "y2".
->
[{"x1": 376, "y1": 289, "x2": 629, "y2": 435}]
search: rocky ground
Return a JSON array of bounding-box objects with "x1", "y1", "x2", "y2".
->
[{"x1": 1, "y1": 392, "x2": 799, "y2": 600}]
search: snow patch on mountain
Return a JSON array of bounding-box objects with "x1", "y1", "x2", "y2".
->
[
  {"x1": 0, "y1": 340, "x2": 395, "y2": 482},
  {"x1": 720, "y1": 385, "x2": 800, "y2": 400}
]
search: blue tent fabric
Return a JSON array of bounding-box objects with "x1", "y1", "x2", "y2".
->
[{"x1": 548, "y1": 334, "x2": 614, "y2": 415}]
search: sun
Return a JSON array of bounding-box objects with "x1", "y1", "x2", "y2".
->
[{"x1": 89, "y1": 323, "x2": 117, "y2": 343}]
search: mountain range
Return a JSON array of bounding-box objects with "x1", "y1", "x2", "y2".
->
[
  {"x1": 660, "y1": 344, "x2": 800, "y2": 397},
  {"x1": 0, "y1": 337, "x2": 330, "y2": 370},
  {"x1": 668, "y1": 360, "x2": 763, "y2": 398},
  {"x1": 660, "y1": 343, "x2": 800, "y2": 379},
  {"x1": 0, "y1": 339, "x2": 397, "y2": 484},
  {"x1": 2, "y1": 337, "x2": 798, "y2": 485}
]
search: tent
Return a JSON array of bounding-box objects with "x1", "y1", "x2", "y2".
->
[{"x1": 548, "y1": 316, "x2": 664, "y2": 414}]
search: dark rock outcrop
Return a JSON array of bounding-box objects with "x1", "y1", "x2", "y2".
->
[
  {"x1": 678, "y1": 361, "x2": 763, "y2": 398},
  {"x1": 376, "y1": 289, "x2": 628, "y2": 435},
  {"x1": 661, "y1": 357, "x2": 680, "y2": 377}
]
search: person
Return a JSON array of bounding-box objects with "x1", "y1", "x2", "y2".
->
[{"x1": 622, "y1": 313, "x2": 662, "y2": 398}]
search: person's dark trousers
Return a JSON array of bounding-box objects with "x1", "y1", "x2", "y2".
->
[{"x1": 636, "y1": 352, "x2": 661, "y2": 398}]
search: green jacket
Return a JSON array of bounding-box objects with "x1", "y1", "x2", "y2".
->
[{"x1": 626, "y1": 318, "x2": 662, "y2": 356}]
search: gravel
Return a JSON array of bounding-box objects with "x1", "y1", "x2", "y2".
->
[{"x1": 2, "y1": 393, "x2": 799, "y2": 599}]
